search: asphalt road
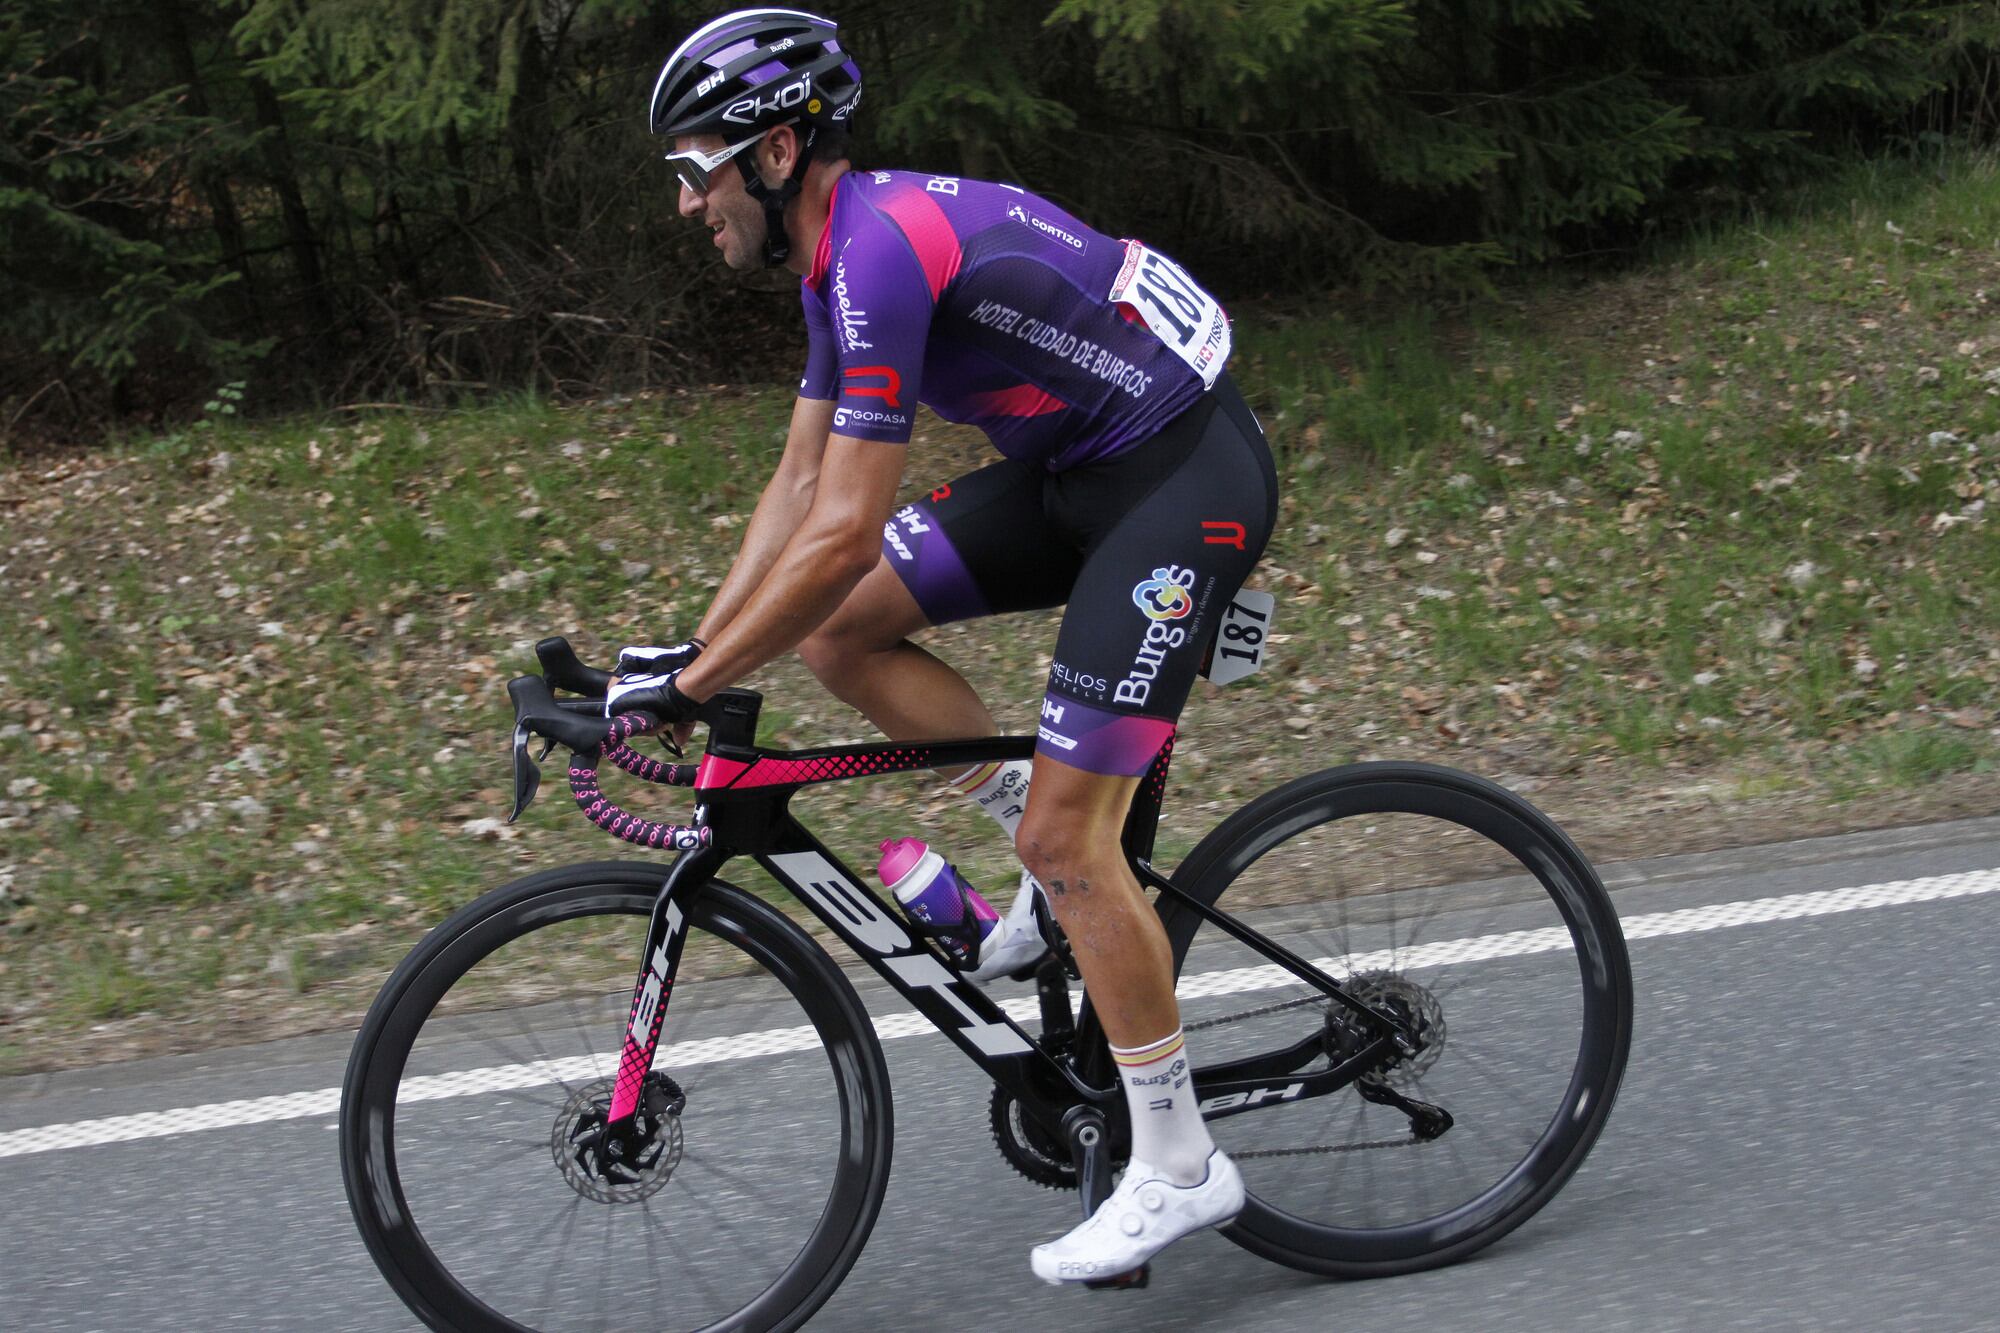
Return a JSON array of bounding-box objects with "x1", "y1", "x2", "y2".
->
[{"x1": 4, "y1": 815, "x2": 1997, "y2": 1332}]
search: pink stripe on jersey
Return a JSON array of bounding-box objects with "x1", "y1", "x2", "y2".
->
[
  {"x1": 806, "y1": 179, "x2": 842, "y2": 288},
  {"x1": 874, "y1": 185, "x2": 963, "y2": 301},
  {"x1": 968, "y1": 383, "x2": 1067, "y2": 419}
]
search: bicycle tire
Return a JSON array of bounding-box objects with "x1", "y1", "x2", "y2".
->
[
  {"x1": 340, "y1": 861, "x2": 894, "y2": 1332},
  {"x1": 1158, "y1": 761, "x2": 1632, "y2": 1278}
]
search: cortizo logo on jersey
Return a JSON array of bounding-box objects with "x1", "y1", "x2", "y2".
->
[
  {"x1": 768, "y1": 851, "x2": 1033, "y2": 1057},
  {"x1": 1005, "y1": 202, "x2": 1087, "y2": 252},
  {"x1": 722, "y1": 72, "x2": 812, "y2": 123}
]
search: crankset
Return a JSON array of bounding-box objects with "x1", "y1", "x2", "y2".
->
[{"x1": 989, "y1": 1085, "x2": 1078, "y2": 1189}]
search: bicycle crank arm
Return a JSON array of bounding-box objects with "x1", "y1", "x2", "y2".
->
[{"x1": 1062, "y1": 1106, "x2": 1151, "y2": 1291}]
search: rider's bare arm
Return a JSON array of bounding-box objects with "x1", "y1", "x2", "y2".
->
[
  {"x1": 691, "y1": 395, "x2": 838, "y2": 645},
  {"x1": 674, "y1": 432, "x2": 901, "y2": 700}
]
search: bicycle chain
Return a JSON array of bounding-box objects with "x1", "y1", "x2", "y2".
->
[
  {"x1": 1182, "y1": 992, "x2": 1326, "y2": 1034},
  {"x1": 1232, "y1": 1136, "x2": 1432, "y2": 1159},
  {"x1": 1185, "y1": 990, "x2": 1428, "y2": 1156}
]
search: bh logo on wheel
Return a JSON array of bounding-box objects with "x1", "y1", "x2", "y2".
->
[{"x1": 1132, "y1": 566, "x2": 1196, "y2": 621}]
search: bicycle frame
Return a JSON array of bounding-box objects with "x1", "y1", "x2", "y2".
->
[{"x1": 602, "y1": 688, "x2": 1411, "y2": 1149}]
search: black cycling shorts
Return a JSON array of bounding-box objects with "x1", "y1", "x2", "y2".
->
[{"x1": 881, "y1": 373, "x2": 1278, "y2": 776}]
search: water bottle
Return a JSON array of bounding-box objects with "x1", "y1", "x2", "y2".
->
[{"x1": 876, "y1": 838, "x2": 1000, "y2": 971}]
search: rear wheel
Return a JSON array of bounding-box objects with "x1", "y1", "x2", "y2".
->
[
  {"x1": 1159, "y1": 762, "x2": 1631, "y2": 1277},
  {"x1": 340, "y1": 862, "x2": 893, "y2": 1331}
]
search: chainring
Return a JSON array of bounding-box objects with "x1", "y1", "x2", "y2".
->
[{"x1": 987, "y1": 1085, "x2": 1078, "y2": 1190}]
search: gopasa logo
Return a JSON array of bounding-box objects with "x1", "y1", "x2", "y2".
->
[{"x1": 1132, "y1": 566, "x2": 1195, "y2": 621}]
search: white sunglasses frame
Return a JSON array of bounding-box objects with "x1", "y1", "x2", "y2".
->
[{"x1": 664, "y1": 119, "x2": 799, "y2": 196}]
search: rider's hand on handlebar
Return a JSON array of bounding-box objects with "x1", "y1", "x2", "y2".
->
[
  {"x1": 605, "y1": 672, "x2": 701, "y2": 728},
  {"x1": 616, "y1": 638, "x2": 705, "y2": 678}
]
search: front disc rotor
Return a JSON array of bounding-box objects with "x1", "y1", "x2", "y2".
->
[{"x1": 552, "y1": 1074, "x2": 685, "y2": 1204}]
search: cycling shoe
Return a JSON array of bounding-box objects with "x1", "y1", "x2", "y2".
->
[{"x1": 1029, "y1": 1150, "x2": 1244, "y2": 1285}]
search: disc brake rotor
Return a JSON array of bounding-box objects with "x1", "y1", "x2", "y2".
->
[{"x1": 552, "y1": 1073, "x2": 686, "y2": 1204}]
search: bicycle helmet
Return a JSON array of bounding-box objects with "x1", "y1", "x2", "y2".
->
[{"x1": 649, "y1": 8, "x2": 863, "y2": 266}]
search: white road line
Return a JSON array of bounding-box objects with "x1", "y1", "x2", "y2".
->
[{"x1": 1, "y1": 864, "x2": 1994, "y2": 1160}]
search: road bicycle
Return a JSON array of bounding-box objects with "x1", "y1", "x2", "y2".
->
[{"x1": 340, "y1": 633, "x2": 1633, "y2": 1332}]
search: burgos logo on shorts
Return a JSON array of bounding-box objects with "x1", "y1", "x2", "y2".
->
[
  {"x1": 1117, "y1": 565, "x2": 1197, "y2": 706},
  {"x1": 1132, "y1": 566, "x2": 1196, "y2": 621}
]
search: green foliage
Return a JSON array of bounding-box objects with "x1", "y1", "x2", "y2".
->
[
  {"x1": 2, "y1": 0, "x2": 1996, "y2": 439},
  {"x1": 0, "y1": 3, "x2": 264, "y2": 389}
]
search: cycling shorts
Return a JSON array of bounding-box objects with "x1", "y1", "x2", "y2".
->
[{"x1": 880, "y1": 373, "x2": 1278, "y2": 776}]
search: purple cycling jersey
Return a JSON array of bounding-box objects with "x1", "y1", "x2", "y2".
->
[{"x1": 798, "y1": 170, "x2": 1228, "y2": 471}]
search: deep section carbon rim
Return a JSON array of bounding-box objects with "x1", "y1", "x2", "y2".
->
[
  {"x1": 341, "y1": 865, "x2": 891, "y2": 1332},
  {"x1": 1162, "y1": 763, "x2": 1632, "y2": 1276}
]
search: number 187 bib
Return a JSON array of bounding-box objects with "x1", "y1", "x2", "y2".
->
[{"x1": 1108, "y1": 241, "x2": 1231, "y2": 389}]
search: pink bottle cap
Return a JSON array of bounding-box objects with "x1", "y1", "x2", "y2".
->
[{"x1": 876, "y1": 837, "x2": 930, "y2": 885}]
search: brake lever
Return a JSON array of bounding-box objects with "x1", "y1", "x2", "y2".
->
[{"x1": 508, "y1": 722, "x2": 543, "y2": 823}]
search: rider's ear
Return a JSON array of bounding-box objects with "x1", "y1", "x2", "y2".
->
[{"x1": 758, "y1": 124, "x2": 798, "y2": 185}]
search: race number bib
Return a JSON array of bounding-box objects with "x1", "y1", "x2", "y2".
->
[
  {"x1": 1201, "y1": 589, "x2": 1276, "y2": 685},
  {"x1": 1109, "y1": 242, "x2": 1230, "y2": 388}
]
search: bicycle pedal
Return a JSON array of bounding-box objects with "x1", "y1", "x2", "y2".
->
[{"x1": 1083, "y1": 1264, "x2": 1150, "y2": 1291}]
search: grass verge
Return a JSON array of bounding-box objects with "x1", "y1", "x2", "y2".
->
[{"x1": 1, "y1": 149, "x2": 1997, "y2": 1072}]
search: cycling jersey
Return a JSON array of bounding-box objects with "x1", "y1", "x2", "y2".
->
[{"x1": 799, "y1": 170, "x2": 1231, "y2": 472}]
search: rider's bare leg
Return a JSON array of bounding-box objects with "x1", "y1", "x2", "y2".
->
[
  {"x1": 1012, "y1": 758, "x2": 1178, "y2": 1047},
  {"x1": 1017, "y1": 751, "x2": 1239, "y2": 1283},
  {"x1": 796, "y1": 557, "x2": 994, "y2": 762}
]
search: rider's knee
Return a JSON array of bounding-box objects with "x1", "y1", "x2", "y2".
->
[
  {"x1": 795, "y1": 625, "x2": 847, "y2": 685},
  {"x1": 1014, "y1": 807, "x2": 1113, "y2": 885}
]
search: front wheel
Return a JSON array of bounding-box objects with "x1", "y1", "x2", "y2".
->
[
  {"x1": 1162, "y1": 762, "x2": 1632, "y2": 1277},
  {"x1": 340, "y1": 862, "x2": 894, "y2": 1332}
]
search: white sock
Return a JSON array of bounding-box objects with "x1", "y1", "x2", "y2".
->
[
  {"x1": 1111, "y1": 1028, "x2": 1216, "y2": 1185},
  {"x1": 947, "y1": 760, "x2": 1031, "y2": 840}
]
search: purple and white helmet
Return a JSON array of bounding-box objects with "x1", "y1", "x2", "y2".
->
[{"x1": 648, "y1": 8, "x2": 862, "y2": 143}]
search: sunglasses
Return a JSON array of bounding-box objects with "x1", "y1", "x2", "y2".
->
[{"x1": 664, "y1": 120, "x2": 797, "y2": 196}]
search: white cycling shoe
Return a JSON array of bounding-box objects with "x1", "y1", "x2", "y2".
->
[
  {"x1": 964, "y1": 870, "x2": 1050, "y2": 984},
  {"x1": 1029, "y1": 1150, "x2": 1246, "y2": 1285}
]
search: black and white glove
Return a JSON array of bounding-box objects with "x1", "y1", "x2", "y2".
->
[
  {"x1": 615, "y1": 638, "x2": 704, "y2": 678},
  {"x1": 604, "y1": 672, "x2": 701, "y2": 724}
]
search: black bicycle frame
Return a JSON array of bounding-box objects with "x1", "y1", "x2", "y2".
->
[{"x1": 604, "y1": 689, "x2": 1408, "y2": 1142}]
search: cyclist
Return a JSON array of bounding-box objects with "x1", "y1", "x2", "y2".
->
[{"x1": 618, "y1": 7, "x2": 1277, "y2": 1285}]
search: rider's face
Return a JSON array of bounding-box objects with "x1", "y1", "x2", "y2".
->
[{"x1": 675, "y1": 134, "x2": 767, "y2": 273}]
